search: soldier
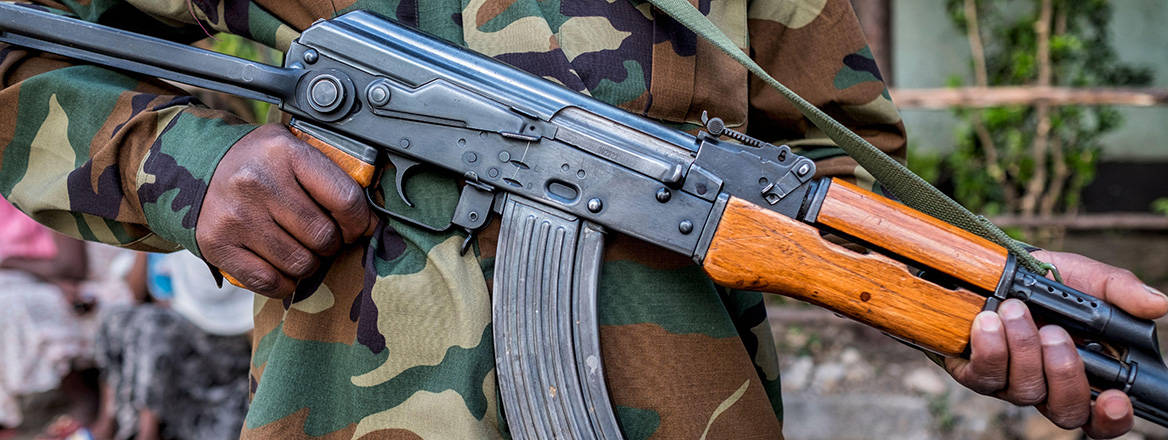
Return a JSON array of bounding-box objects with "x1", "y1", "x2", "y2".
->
[{"x1": 0, "y1": 0, "x2": 1160, "y2": 438}]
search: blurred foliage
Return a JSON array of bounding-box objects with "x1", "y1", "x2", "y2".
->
[
  {"x1": 1153, "y1": 198, "x2": 1168, "y2": 216},
  {"x1": 928, "y1": 393, "x2": 958, "y2": 434},
  {"x1": 209, "y1": 34, "x2": 283, "y2": 123},
  {"x1": 927, "y1": 0, "x2": 1153, "y2": 219},
  {"x1": 907, "y1": 147, "x2": 944, "y2": 188}
]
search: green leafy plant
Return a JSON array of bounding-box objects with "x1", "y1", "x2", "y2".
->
[{"x1": 936, "y1": 0, "x2": 1151, "y2": 228}]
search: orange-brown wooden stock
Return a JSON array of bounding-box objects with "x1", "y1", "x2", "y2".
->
[
  {"x1": 817, "y1": 178, "x2": 1009, "y2": 292},
  {"x1": 702, "y1": 196, "x2": 988, "y2": 356}
]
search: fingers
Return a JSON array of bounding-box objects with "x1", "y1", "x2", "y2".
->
[
  {"x1": 1082, "y1": 390, "x2": 1134, "y2": 439},
  {"x1": 946, "y1": 250, "x2": 1151, "y2": 438},
  {"x1": 949, "y1": 303, "x2": 1096, "y2": 427},
  {"x1": 1035, "y1": 325, "x2": 1090, "y2": 429},
  {"x1": 1032, "y1": 250, "x2": 1168, "y2": 319},
  {"x1": 196, "y1": 124, "x2": 376, "y2": 299},
  {"x1": 946, "y1": 311, "x2": 1007, "y2": 394},
  {"x1": 211, "y1": 244, "x2": 296, "y2": 298},
  {"x1": 999, "y1": 300, "x2": 1047, "y2": 405},
  {"x1": 246, "y1": 218, "x2": 320, "y2": 280},
  {"x1": 1088, "y1": 266, "x2": 1166, "y2": 320},
  {"x1": 949, "y1": 301, "x2": 1056, "y2": 407},
  {"x1": 290, "y1": 139, "x2": 374, "y2": 243},
  {"x1": 269, "y1": 184, "x2": 341, "y2": 256}
]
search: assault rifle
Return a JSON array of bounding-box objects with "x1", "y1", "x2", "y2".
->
[{"x1": 3, "y1": 5, "x2": 1167, "y2": 437}]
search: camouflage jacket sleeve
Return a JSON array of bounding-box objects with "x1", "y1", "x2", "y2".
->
[{"x1": 0, "y1": 2, "x2": 260, "y2": 255}]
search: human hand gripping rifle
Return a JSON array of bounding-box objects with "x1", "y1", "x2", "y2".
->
[{"x1": 3, "y1": 5, "x2": 1167, "y2": 437}]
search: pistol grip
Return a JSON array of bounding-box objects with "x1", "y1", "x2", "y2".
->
[
  {"x1": 221, "y1": 271, "x2": 246, "y2": 289},
  {"x1": 220, "y1": 122, "x2": 381, "y2": 289},
  {"x1": 289, "y1": 125, "x2": 377, "y2": 187}
]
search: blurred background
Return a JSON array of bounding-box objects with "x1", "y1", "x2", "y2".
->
[
  {"x1": 771, "y1": 1, "x2": 1168, "y2": 439},
  {"x1": 0, "y1": 37, "x2": 269, "y2": 440}
]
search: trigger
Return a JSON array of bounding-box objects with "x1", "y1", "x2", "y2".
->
[{"x1": 386, "y1": 154, "x2": 421, "y2": 207}]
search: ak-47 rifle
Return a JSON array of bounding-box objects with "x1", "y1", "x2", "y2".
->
[{"x1": 3, "y1": 5, "x2": 1167, "y2": 438}]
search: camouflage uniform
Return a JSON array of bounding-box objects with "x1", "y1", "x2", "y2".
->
[{"x1": 0, "y1": 0, "x2": 904, "y2": 438}]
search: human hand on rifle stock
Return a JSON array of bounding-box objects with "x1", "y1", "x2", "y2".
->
[
  {"x1": 194, "y1": 124, "x2": 377, "y2": 298},
  {"x1": 946, "y1": 250, "x2": 1168, "y2": 438}
]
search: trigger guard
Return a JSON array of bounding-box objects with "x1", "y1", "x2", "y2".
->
[{"x1": 364, "y1": 186, "x2": 451, "y2": 233}]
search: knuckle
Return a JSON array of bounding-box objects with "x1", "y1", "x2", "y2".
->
[
  {"x1": 1012, "y1": 331, "x2": 1042, "y2": 349},
  {"x1": 215, "y1": 205, "x2": 248, "y2": 230},
  {"x1": 1009, "y1": 383, "x2": 1047, "y2": 406},
  {"x1": 967, "y1": 377, "x2": 1005, "y2": 395},
  {"x1": 306, "y1": 219, "x2": 339, "y2": 251},
  {"x1": 973, "y1": 351, "x2": 1009, "y2": 374},
  {"x1": 196, "y1": 241, "x2": 236, "y2": 268},
  {"x1": 289, "y1": 138, "x2": 315, "y2": 158},
  {"x1": 1048, "y1": 357, "x2": 1082, "y2": 376},
  {"x1": 256, "y1": 123, "x2": 281, "y2": 137},
  {"x1": 282, "y1": 248, "x2": 318, "y2": 278},
  {"x1": 245, "y1": 269, "x2": 281, "y2": 294},
  {"x1": 1106, "y1": 269, "x2": 1138, "y2": 287},
  {"x1": 337, "y1": 183, "x2": 365, "y2": 215},
  {"x1": 284, "y1": 136, "x2": 319, "y2": 165},
  {"x1": 228, "y1": 164, "x2": 271, "y2": 191},
  {"x1": 260, "y1": 124, "x2": 295, "y2": 146},
  {"x1": 974, "y1": 371, "x2": 1007, "y2": 391},
  {"x1": 198, "y1": 239, "x2": 233, "y2": 259}
]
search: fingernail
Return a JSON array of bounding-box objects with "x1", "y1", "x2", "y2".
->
[
  {"x1": 1102, "y1": 396, "x2": 1127, "y2": 420},
  {"x1": 1039, "y1": 325, "x2": 1070, "y2": 346},
  {"x1": 999, "y1": 300, "x2": 1026, "y2": 320},
  {"x1": 974, "y1": 311, "x2": 1001, "y2": 333},
  {"x1": 1146, "y1": 284, "x2": 1167, "y2": 302}
]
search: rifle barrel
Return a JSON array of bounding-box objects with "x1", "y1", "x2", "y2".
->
[
  {"x1": 1081, "y1": 348, "x2": 1168, "y2": 427},
  {"x1": 0, "y1": 3, "x2": 300, "y2": 104}
]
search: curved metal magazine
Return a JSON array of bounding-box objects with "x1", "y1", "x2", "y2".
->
[{"x1": 493, "y1": 195, "x2": 622, "y2": 439}]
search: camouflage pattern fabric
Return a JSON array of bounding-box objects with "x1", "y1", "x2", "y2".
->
[{"x1": 0, "y1": 0, "x2": 905, "y2": 438}]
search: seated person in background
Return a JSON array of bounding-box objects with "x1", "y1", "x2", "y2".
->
[
  {"x1": 0, "y1": 196, "x2": 139, "y2": 439},
  {"x1": 92, "y1": 251, "x2": 254, "y2": 440},
  {"x1": 0, "y1": 196, "x2": 89, "y2": 431}
]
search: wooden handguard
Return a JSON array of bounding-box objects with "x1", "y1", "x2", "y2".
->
[
  {"x1": 702, "y1": 195, "x2": 990, "y2": 356},
  {"x1": 817, "y1": 179, "x2": 1009, "y2": 291}
]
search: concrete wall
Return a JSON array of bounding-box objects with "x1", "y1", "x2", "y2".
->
[{"x1": 891, "y1": 0, "x2": 1168, "y2": 159}]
